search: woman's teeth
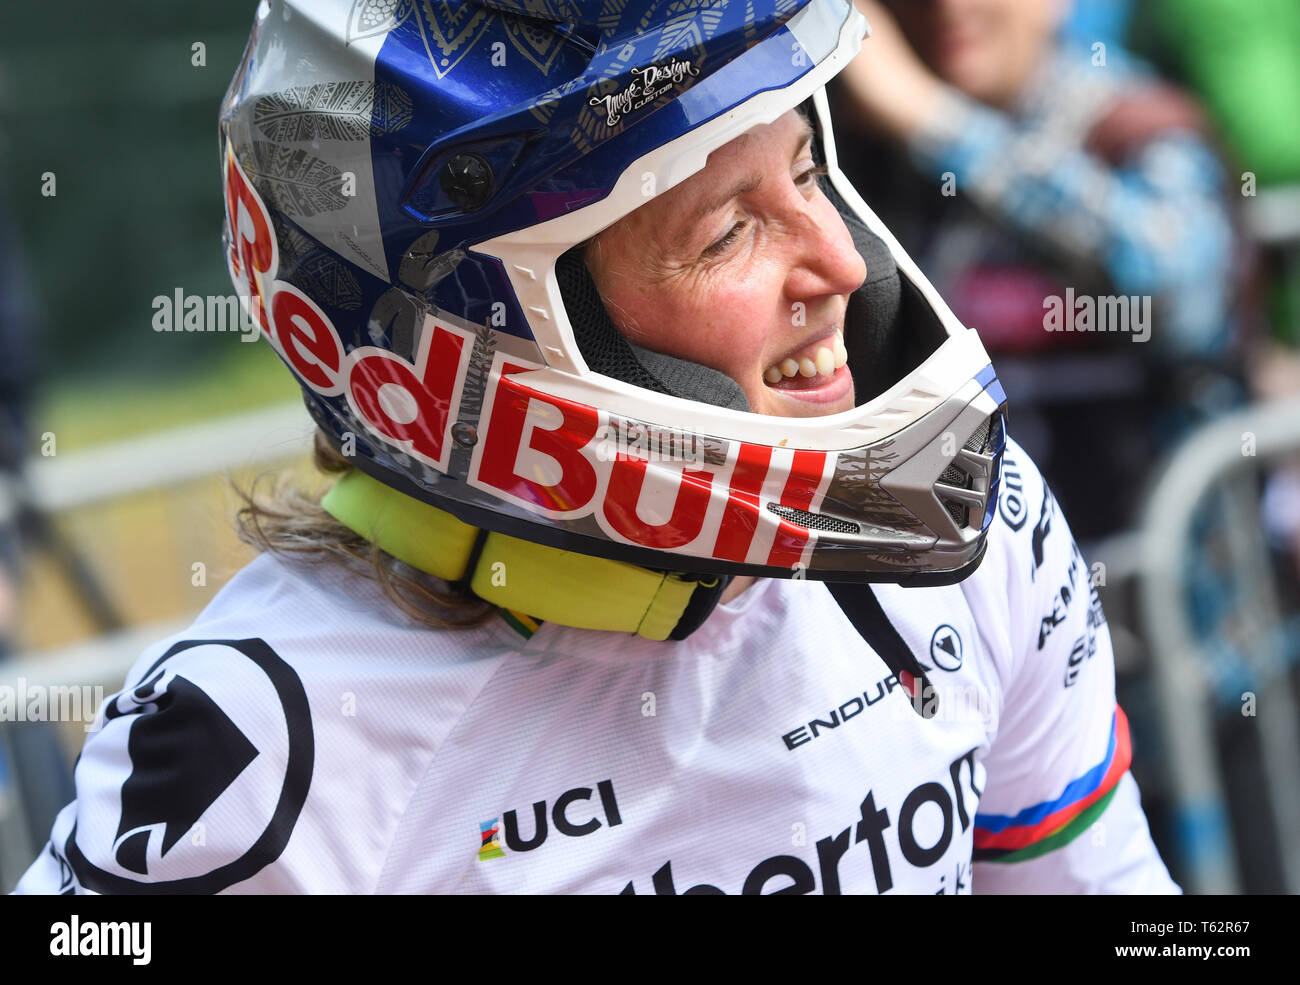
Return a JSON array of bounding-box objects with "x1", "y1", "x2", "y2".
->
[{"x1": 764, "y1": 332, "x2": 848, "y2": 385}]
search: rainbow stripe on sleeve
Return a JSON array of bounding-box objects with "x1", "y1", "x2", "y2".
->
[{"x1": 973, "y1": 704, "x2": 1132, "y2": 863}]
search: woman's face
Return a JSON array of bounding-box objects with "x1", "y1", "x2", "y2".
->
[
  {"x1": 585, "y1": 109, "x2": 868, "y2": 418},
  {"x1": 885, "y1": 0, "x2": 1064, "y2": 108}
]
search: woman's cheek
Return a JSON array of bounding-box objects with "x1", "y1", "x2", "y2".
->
[{"x1": 699, "y1": 287, "x2": 753, "y2": 336}]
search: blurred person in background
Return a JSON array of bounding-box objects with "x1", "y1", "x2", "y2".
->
[
  {"x1": 831, "y1": 0, "x2": 1248, "y2": 544},
  {"x1": 1058, "y1": 0, "x2": 1133, "y2": 51}
]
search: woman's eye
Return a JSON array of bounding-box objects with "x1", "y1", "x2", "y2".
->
[
  {"x1": 797, "y1": 163, "x2": 829, "y2": 187},
  {"x1": 702, "y1": 220, "x2": 746, "y2": 258}
]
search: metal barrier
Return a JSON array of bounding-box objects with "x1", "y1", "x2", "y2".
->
[
  {"x1": 1137, "y1": 396, "x2": 1300, "y2": 894},
  {"x1": 23, "y1": 402, "x2": 314, "y2": 512}
]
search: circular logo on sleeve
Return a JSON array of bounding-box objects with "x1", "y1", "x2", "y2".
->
[
  {"x1": 63, "y1": 638, "x2": 313, "y2": 894},
  {"x1": 928, "y1": 625, "x2": 964, "y2": 672}
]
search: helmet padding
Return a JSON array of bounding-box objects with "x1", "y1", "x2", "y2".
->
[{"x1": 555, "y1": 246, "x2": 752, "y2": 411}]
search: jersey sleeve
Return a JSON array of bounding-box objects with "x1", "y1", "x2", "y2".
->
[
  {"x1": 969, "y1": 440, "x2": 1180, "y2": 893},
  {"x1": 11, "y1": 636, "x2": 324, "y2": 895}
]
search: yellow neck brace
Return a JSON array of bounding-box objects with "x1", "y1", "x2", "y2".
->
[{"x1": 320, "y1": 469, "x2": 708, "y2": 640}]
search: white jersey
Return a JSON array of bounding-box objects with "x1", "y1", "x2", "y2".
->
[{"x1": 15, "y1": 441, "x2": 1178, "y2": 894}]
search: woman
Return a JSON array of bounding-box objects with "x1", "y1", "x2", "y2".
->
[{"x1": 14, "y1": 0, "x2": 1175, "y2": 894}]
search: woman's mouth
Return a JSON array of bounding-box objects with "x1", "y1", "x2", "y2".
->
[
  {"x1": 763, "y1": 330, "x2": 848, "y2": 389},
  {"x1": 759, "y1": 330, "x2": 853, "y2": 407}
]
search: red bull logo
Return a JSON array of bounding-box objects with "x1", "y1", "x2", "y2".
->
[{"x1": 224, "y1": 145, "x2": 834, "y2": 568}]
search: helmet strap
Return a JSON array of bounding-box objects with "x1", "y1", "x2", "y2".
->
[{"x1": 320, "y1": 469, "x2": 725, "y2": 641}]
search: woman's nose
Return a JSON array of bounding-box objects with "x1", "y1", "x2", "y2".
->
[{"x1": 784, "y1": 196, "x2": 868, "y2": 302}]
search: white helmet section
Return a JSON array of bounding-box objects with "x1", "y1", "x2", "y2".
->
[
  {"x1": 472, "y1": 0, "x2": 992, "y2": 455},
  {"x1": 222, "y1": 0, "x2": 393, "y2": 282}
]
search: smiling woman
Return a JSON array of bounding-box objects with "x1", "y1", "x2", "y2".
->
[
  {"x1": 12, "y1": 0, "x2": 1179, "y2": 897},
  {"x1": 585, "y1": 110, "x2": 866, "y2": 418},
  {"x1": 580, "y1": 107, "x2": 872, "y2": 603}
]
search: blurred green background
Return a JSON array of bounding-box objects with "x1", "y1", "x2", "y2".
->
[
  {"x1": 0, "y1": 1, "x2": 298, "y2": 452},
  {"x1": 0, "y1": 2, "x2": 311, "y2": 653}
]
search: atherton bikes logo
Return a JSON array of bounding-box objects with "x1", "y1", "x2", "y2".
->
[{"x1": 621, "y1": 750, "x2": 983, "y2": 894}]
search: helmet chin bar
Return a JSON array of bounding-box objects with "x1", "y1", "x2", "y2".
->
[{"x1": 304, "y1": 323, "x2": 1006, "y2": 587}]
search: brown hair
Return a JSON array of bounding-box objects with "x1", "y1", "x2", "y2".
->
[{"x1": 233, "y1": 429, "x2": 495, "y2": 630}]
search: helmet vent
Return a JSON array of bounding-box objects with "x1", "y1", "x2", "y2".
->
[
  {"x1": 767, "y1": 503, "x2": 861, "y2": 534},
  {"x1": 936, "y1": 417, "x2": 1000, "y2": 529},
  {"x1": 941, "y1": 497, "x2": 967, "y2": 528},
  {"x1": 966, "y1": 418, "x2": 992, "y2": 454}
]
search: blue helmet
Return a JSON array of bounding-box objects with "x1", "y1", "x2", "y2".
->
[{"x1": 220, "y1": 0, "x2": 1006, "y2": 586}]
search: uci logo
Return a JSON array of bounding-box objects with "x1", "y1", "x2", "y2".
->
[{"x1": 478, "y1": 779, "x2": 622, "y2": 860}]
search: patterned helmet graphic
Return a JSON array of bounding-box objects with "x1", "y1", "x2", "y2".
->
[{"x1": 219, "y1": 0, "x2": 1007, "y2": 584}]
